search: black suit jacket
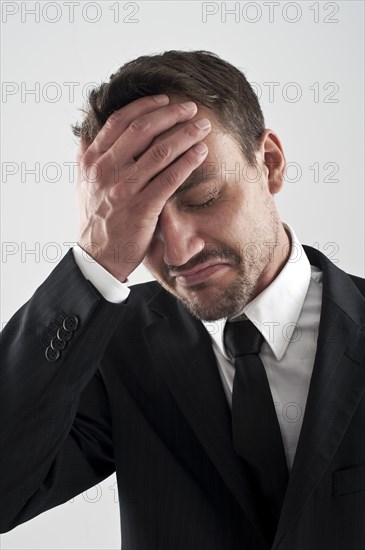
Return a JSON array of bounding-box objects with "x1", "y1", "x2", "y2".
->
[{"x1": 1, "y1": 245, "x2": 365, "y2": 549}]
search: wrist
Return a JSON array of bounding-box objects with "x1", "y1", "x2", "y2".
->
[{"x1": 76, "y1": 243, "x2": 131, "y2": 283}]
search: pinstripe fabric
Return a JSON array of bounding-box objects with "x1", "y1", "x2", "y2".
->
[{"x1": 1, "y1": 247, "x2": 365, "y2": 550}]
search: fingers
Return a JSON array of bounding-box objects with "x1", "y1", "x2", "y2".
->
[
  {"x1": 142, "y1": 139, "x2": 209, "y2": 209},
  {"x1": 106, "y1": 101, "x2": 199, "y2": 165},
  {"x1": 130, "y1": 117, "x2": 211, "y2": 193},
  {"x1": 76, "y1": 136, "x2": 89, "y2": 164},
  {"x1": 84, "y1": 95, "x2": 171, "y2": 159}
]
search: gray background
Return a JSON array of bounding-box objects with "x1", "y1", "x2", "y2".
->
[{"x1": 1, "y1": 1, "x2": 364, "y2": 548}]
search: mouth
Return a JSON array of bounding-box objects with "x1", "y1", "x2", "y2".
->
[{"x1": 171, "y1": 262, "x2": 232, "y2": 287}]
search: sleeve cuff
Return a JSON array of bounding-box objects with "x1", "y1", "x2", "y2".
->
[{"x1": 72, "y1": 244, "x2": 131, "y2": 304}]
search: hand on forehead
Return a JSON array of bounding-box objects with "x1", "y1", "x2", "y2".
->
[{"x1": 149, "y1": 95, "x2": 220, "y2": 147}]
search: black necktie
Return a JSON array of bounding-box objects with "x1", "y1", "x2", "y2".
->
[{"x1": 224, "y1": 318, "x2": 289, "y2": 542}]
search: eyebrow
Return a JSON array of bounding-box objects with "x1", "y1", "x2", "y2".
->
[{"x1": 171, "y1": 171, "x2": 218, "y2": 198}]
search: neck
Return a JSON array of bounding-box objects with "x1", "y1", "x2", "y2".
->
[{"x1": 252, "y1": 222, "x2": 291, "y2": 300}]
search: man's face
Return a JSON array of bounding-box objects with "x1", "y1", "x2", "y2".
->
[{"x1": 143, "y1": 100, "x2": 286, "y2": 321}]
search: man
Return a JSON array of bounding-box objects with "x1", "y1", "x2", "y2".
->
[{"x1": 1, "y1": 50, "x2": 364, "y2": 550}]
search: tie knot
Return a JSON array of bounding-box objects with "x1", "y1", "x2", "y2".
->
[{"x1": 223, "y1": 319, "x2": 264, "y2": 358}]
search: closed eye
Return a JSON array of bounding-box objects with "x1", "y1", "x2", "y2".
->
[
  {"x1": 184, "y1": 188, "x2": 220, "y2": 210},
  {"x1": 187, "y1": 196, "x2": 217, "y2": 209}
]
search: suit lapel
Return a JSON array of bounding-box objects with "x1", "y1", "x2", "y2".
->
[
  {"x1": 143, "y1": 290, "x2": 270, "y2": 548},
  {"x1": 141, "y1": 245, "x2": 365, "y2": 550},
  {"x1": 272, "y1": 246, "x2": 365, "y2": 549}
]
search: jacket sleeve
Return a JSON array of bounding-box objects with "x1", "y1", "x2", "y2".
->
[{"x1": 0, "y1": 249, "x2": 128, "y2": 533}]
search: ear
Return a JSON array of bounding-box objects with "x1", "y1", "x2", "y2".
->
[{"x1": 257, "y1": 129, "x2": 286, "y2": 195}]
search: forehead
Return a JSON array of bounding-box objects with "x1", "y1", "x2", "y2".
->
[
  {"x1": 151, "y1": 96, "x2": 221, "y2": 143},
  {"x1": 151, "y1": 95, "x2": 243, "y2": 181},
  {"x1": 150, "y1": 97, "x2": 243, "y2": 199}
]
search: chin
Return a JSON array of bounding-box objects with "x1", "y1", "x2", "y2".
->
[
  {"x1": 157, "y1": 269, "x2": 252, "y2": 321},
  {"x1": 177, "y1": 291, "x2": 245, "y2": 322}
]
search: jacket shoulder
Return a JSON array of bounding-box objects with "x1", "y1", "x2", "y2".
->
[
  {"x1": 128, "y1": 279, "x2": 162, "y2": 300},
  {"x1": 348, "y1": 273, "x2": 365, "y2": 298},
  {"x1": 122, "y1": 279, "x2": 166, "y2": 316}
]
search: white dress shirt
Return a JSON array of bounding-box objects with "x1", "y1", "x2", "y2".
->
[
  {"x1": 72, "y1": 222, "x2": 323, "y2": 472},
  {"x1": 73, "y1": 245, "x2": 131, "y2": 303}
]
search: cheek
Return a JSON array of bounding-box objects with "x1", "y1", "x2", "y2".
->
[{"x1": 210, "y1": 202, "x2": 245, "y2": 239}]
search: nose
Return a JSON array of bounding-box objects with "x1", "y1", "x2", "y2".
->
[{"x1": 155, "y1": 204, "x2": 205, "y2": 267}]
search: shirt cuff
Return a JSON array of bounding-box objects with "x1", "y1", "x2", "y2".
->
[{"x1": 72, "y1": 244, "x2": 131, "y2": 304}]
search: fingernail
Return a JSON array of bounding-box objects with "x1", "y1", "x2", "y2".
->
[
  {"x1": 193, "y1": 142, "x2": 208, "y2": 155},
  {"x1": 181, "y1": 101, "x2": 197, "y2": 112},
  {"x1": 194, "y1": 118, "x2": 211, "y2": 130},
  {"x1": 154, "y1": 94, "x2": 169, "y2": 105}
]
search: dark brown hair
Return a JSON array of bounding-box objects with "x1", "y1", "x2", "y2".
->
[{"x1": 71, "y1": 50, "x2": 265, "y2": 165}]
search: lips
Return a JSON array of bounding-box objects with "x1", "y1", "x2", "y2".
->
[{"x1": 172, "y1": 262, "x2": 232, "y2": 286}]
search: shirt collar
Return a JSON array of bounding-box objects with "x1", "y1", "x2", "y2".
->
[{"x1": 202, "y1": 222, "x2": 312, "y2": 361}]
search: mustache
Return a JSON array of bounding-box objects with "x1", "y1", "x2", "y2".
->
[{"x1": 164, "y1": 245, "x2": 242, "y2": 278}]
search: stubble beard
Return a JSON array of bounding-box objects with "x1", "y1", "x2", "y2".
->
[
  {"x1": 154, "y1": 240, "x2": 273, "y2": 322},
  {"x1": 148, "y1": 202, "x2": 281, "y2": 322},
  {"x1": 173, "y1": 256, "x2": 264, "y2": 321}
]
